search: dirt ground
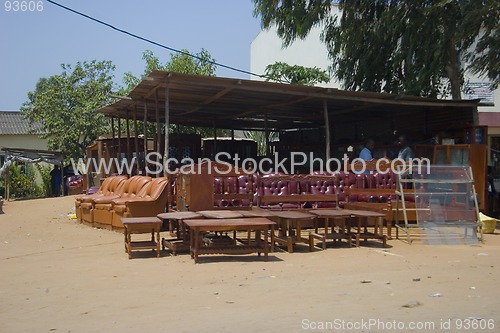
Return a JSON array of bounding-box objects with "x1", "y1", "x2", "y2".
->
[{"x1": 0, "y1": 196, "x2": 499, "y2": 333}]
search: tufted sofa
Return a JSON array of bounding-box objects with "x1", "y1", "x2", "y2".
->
[
  {"x1": 213, "y1": 174, "x2": 255, "y2": 208},
  {"x1": 77, "y1": 175, "x2": 128, "y2": 224},
  {"x1": 111, "y1": 177, "x2": 169, "y2": 229},
  {"x1": 77, "y1": 175, "x2": 169, "y2": 230}
]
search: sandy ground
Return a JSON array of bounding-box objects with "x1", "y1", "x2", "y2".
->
[{"x1": 0, "y1": 196, "x2": 499, "y2": 333}]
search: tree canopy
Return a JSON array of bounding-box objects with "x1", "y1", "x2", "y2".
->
[
  {"x1": 121, "y1": 49, "x2": 226, "y2": 137},
  {"x1": 253, "y1": 0, "x2": 500, "y2": 99},
  {"x1": 21, "y1": 60, "x2": 115, "y2": 160},
  {"x1": 264, "y1": 61, "x2": 331, "y2": 85},
  {"x1": 121, "y1": 48, "x2": 217, "y2": 93}
]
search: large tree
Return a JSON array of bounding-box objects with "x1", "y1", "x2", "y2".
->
[
  {"x1": 253, "y1": 0, "x2": 500, "y2": 99},
  {"x1": 21, "y1": 60, "x2": 115, "y2": 160}
]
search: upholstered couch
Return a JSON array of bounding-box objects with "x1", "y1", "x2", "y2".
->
[
  {"x1": 111, "y1": 177, "x2": 169, "y2": 229},
  {"x1": 77, "y1": 175, "x2": 170, "y2": 230},
  {"x1": 91, "y1": 175, "x2": 152, "y2": 229},
  {"x1": 77, "y1": 175, "x2": 128, "y2": 224}
]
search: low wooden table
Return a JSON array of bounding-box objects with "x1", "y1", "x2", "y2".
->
[
  {"x1": 348, "y1": 210, "x2": 387, "y2": 247},
  {"x1": 197, "y1": 210, "x2": 244, "y2": 219},
  {"x1": 183, "y1": 218, "x2": 276, "y2": 263},
  {"x1": 308, "y1": 209, "x2": 353, "y2": 250},
  {"x1": 270, "y1": 211, "x2": 315, "y2": 253},
  {"x1": 121, "y1": 217, "x2": 162, "y2": 259},
  {"x1": 157, "y1": 211, "x2": 202, "y2": 255}
]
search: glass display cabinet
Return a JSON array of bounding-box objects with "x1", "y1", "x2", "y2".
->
[{"x1": 395, "y1": 165, "x2": 483, "y2": 244}]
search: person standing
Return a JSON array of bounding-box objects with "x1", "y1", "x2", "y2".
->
[
  {"x1": 397, "y1": 135, "x2": 414, "y2": 162},
  {"x1": 50, "y1": 165, "x2": 62, "y2": 197},
  {"x1": 359, "y1": 138, "x2": 375, "y2": 161}
]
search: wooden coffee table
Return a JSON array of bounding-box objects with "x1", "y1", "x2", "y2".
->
[
  {"x1": 183, "y1": 218, "x2": 276, "y2": 263},
  {"x1": 347, "y1": 210, "x2": 387, "y2": 247},
  {"x1": 157, "y1": 211, "x2": 202, "y2": 255},
  {"x1": 270, "y1": 211, "x2": 315, "y2": 253},
  {"x1": 308, "y1": 209, "x2": 353, "y2": 250},
  {"x1": 121, "y1": 217, "x2": 162, "y2": 259}
]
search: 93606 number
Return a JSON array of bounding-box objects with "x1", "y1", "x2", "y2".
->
[{"x1": 4, "y1": 1, "x2": 43, "y2": 12}]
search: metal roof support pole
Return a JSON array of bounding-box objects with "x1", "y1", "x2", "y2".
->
[
  {"x1": 164, "y1": 86, "x2": 170, "y2": 177},
  {"x1": 126, "y1": 109, "x2": 131, "y2": 167},
  {"x1": 143, "y1": 102, "x2": 148, "y2": 176},
  {"x1": 323, "y1": 100, "x2": 331, "y2": 161},
  {"x1": 133, "y1": 107, "x2": 139, "y2": 175}
]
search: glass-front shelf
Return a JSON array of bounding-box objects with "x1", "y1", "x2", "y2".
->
[
  {"x1": 397, "y1": 165, "x2": 481, "y2": 244},
  {"x1": 449, "y1": 147, "x2": 468, "y2": 165}
]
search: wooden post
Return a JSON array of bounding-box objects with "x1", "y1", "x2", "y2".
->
[
  {"x1": 213, "y1": 121, "x2": 217, "y2": 159},
  {"x1": 143, "y1": 102, "x2": 148, "y2": 176},
  {"x1": 134, "y1": 107, "x2": 139, "y2": 174},
  {"x1": 126, "y1": 109, "x2": 131, "y2": 164},
  {"x1": 5, "y1": 166, "x2": 9, "y2": 201},
  {"x1": 60, "y1": 161, "x2": 64, "y2": 196},
  {"x1": 111, "y1": 116, "x2": 116, "y2": 161},
  {"x1": 323, "y1": 100, "x2": 331, "y2": 160},
  {"x1": 117, "y1": 116, "x2": 122, "y2": 173},
  {"x1": 164, "y1": 86, "x2": 170, "y2": 176},
  {"x1": 155, "y1": 89, "x2": 161, "y2": 177},
  {"x1": 98, "y1": 138, "x2": 104, "y2": 178},
  {"x1": 265, "y1": 113, "x2": 270, "y2": 157}
]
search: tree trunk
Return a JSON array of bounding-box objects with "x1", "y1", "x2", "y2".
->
[{"x1": 445, "y1": 41, "x2": 462, "y2": 100}]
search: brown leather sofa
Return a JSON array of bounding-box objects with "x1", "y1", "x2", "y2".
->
[
  {"x1": 78, "y1": 175, "x2": 128, "y2": 225},
  {"x1": 111, "y1": 177, "x2": 169, "y2": 229},
  {"x1": 91, "y1": 175, "x2": 152, "y2": 229}
]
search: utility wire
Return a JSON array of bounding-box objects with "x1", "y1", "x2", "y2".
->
[{"x1": 46, "y1": 0, "x2": 266, "y2": 79}]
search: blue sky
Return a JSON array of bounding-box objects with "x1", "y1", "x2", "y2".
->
[{"x1": 0, "y1": 0, "x2": 263, "y2": 110}]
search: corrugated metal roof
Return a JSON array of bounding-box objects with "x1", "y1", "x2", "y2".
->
[
  {"x1": 99, "y1": 71, "x2": 480, "y2": 133},
  {"x1": 0, "y1": 111, "x2": 45, "y2": 135}
]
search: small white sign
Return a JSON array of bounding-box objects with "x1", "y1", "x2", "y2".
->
[{"x1": 463, "y1": 81, "x2": 494, "y2": 103}]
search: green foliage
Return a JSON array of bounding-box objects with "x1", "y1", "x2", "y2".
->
[
  {"x1": 264, "y1": 62, "x2": 330, "y2": 85},
  {"x1": 253, "y1": 0, "x2": 500, "y2": 98},
  {"x1": 36, "y1": 164, "x2": 53, "y2": 197},
  {"x1": 8, "y1": 162, "x2": 44, "y2": 199},
  {"x1": 121, "y1": 49, "x2": 217, "y2": 94},
  {"x1": 21, "y1": 60, "x2": 115, "y2": 160},
  {"x1": 120, "y1": 49, "x2": 223, "y2": 138},
  {"x1": 244, "y1": 131, "x2": 278, "y2": 156}
]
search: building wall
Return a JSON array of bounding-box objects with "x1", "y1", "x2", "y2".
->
[
  {"x1": 0, "y1": 134, "x2": 48, "y2": 151},
  {"x1": 251, "y1": 24, "x2": 340, "y2": 89}
]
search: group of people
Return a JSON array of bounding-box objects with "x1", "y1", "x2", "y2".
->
[{"x1": 358, "y1": 135, "x2": 414, "y2": 162}]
